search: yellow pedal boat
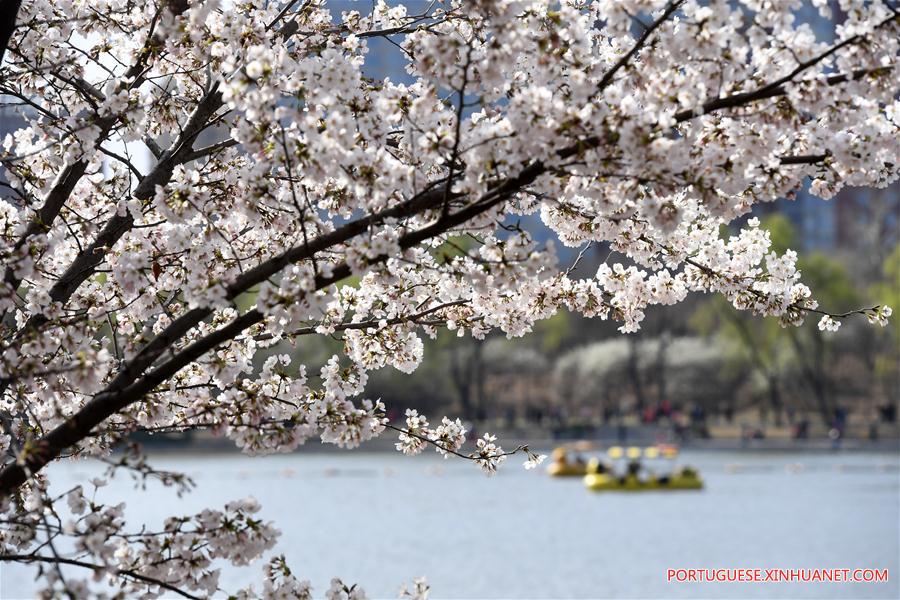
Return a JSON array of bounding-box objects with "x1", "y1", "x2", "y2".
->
[
  {"x1": 584, "y1": 472, "x2": 703, "y2": 492},
  {"x1": 547, "y1": 446, "x2": 590, "y2": 477},
  {"x1": 546, "y1": 461, "x2": 589, "y2": 477}
]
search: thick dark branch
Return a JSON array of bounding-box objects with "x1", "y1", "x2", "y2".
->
[
  {"x1": 0, "y1": 554, "x2": 203, "y2": 600},
  {"x1": 2, "y1": 86, "x2": 225, "y2": 345},
  {"x1": 1, "y1": 7, "x2": 321, "y2": 347},
  {"x1": 0, "y1": 3, "x2": 192, "y2": 293},
  {"x1": 63, "y1": 183, "x2": 464, "y2": 393},
  {"x1": 1, "y1": 127, "x2": 112, "y2": 292},
  {"x1": 779, "y1": 154, "x2": 828, "y2": 165},
  {"x1": 0, "y1": 309, "x2": 261, "y2": 495},
  {"x1": 0, "y1": 0, "x2": 21, "y2": 65}
]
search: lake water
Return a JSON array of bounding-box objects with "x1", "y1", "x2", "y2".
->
[{"x1": 1, "y1": 450, "x2": 898, "y2": 599}]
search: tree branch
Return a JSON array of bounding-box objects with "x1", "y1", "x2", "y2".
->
[
  {"x1": 0, "y1": 554, "x2": 204, "y2": 600},
  {"x1": 594, "y1": 0, "x2": 685, "y2": 93},
  {"x1": 0, "y1": 0, "x2": 21, "y2": 65},
  {"x1": 672, "y1": 8, "x2": 898, "y2": 124}
]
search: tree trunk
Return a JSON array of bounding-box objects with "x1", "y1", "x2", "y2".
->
[
  {"x1": 449, "y1": 344, "x2": 473, "y2": 421},
  {"x1": 768, "y1": 374, "x2": 783, "y2": 426},
  {"x1": 656, "y1": 333, "x2": 669, "y2": 405},
  {"x1": 789, "y1": 329, "x2": 832, "y2": 426},
  {"x1": 627, "y1": 336, "x2": 646, "y2": 414}
]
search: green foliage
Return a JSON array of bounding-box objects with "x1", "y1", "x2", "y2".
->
[
  {"x1": 762, "y1": 213, "x2": 796, "y2": 255},
  {"x1": 869, "y1": 245, "x2": 900, "y2": 345},
  {"x1": 798, "y1": 252, "x2": 859, "y2": 311},
  {"x1": 433, "y1": 234, "x2": 479, "y2": 264},
  {"x1": 533, "y1": 311, "x2": 571, "y2": 353},
  {"x1": 233, "y1": 289, "x2": 258, "y2": 312},
  {"x1": 687, "y1": 212, "x2": 900, "y2": 419}
]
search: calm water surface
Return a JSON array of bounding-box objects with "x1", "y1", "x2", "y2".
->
[{"x1": 1, "y1": 450, "x2": 898, "y2": 599}]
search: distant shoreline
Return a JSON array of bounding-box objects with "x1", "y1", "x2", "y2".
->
[{"x1": 130, "y1": 432, "x2": 900, "y2": 456}]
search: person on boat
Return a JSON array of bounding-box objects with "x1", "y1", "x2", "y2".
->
[
  {"x1": 551, "y1": 447, "x2": 568, "y2": 466},
  {"x1": 586, "y1": 457, "x2": 609, "y2": 475},
  {"x1": 679, "y1": 466, "x2": 698, "y2": 480},
  {"x1": 619, "y1": 459, "x2": 643, "y2": 484}
]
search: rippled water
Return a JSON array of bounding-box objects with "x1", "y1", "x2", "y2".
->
[{"x1": 2, "y1": 450, "x2": 898, "y2": 599}]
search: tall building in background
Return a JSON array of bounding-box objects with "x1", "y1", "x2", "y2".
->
[
  {"x1": 755, "y1": 183, "x2": 899, "y2": 258},
  {"x1": 0, "y1": 104, "x2": 26, "y2": 204},
  {"x1": 777, "y1": 191, "x2": 838, "y2": 251}
]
